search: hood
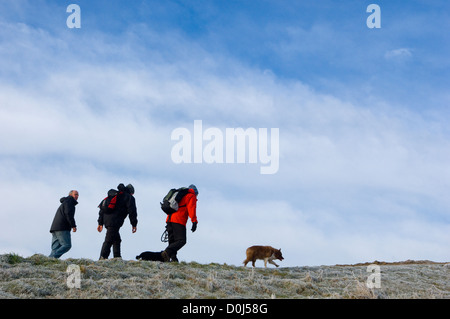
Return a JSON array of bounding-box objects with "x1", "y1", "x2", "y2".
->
[
  {"x1": 188, "y1": 184, "x2": 198, "y2": 195},
  {"x1": 60, "y1": 196, "x2": 78, "y2": 205}
]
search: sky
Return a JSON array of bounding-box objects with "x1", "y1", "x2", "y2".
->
[{"x1": 0, "y1": 0, "x2": 449, "y2": 267}]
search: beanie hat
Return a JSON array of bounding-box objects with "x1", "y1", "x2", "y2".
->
[
  {"x1": 126, "y1": 184, "x2": 135, "y2": 194},
  {"x1": 188, "y1": 184, "x2": 198, "y2": 195}
]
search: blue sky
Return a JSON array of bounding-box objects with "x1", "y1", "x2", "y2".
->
[{"x1": 0, "y1": 0, "x2": 449, "y2": 266}]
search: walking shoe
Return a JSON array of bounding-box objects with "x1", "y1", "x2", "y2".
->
[{"x1": 161, "y1": 250, "x2": 170, "y2": 262}]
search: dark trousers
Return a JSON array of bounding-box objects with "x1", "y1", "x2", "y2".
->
[
  {"x1": 100, "y1": 227, "x2": 122, "y2": 259},
  {"x1": 165, "y1": 222, "x2": 186, "y2": 261}
]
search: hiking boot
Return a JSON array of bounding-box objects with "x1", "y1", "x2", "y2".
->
[{"x1": 161, "y1": 250, "x2": 170, "y2": 262}]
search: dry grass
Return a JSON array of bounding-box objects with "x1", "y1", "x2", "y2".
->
[{"x1": 0, "y1": 254, "x2": 448, "y2": 299}]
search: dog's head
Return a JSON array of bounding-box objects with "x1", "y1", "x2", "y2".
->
[{"x1": 274, "y1": 248, "x2": 284, "y2": 261}]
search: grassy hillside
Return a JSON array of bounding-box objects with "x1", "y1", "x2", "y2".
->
[{"x1": 0, "y1": 254, "x2": 448, "y2": 299}]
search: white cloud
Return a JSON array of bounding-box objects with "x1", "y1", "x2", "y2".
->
[
  {"x1": 0, "y1": 17, "x2": 449, "y2": 266},
  {"x1": 384, "y1": 48, "x2": 413, "y2": 60}
]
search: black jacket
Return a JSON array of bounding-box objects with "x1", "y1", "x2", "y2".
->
[
  {"x1": 98, "y1": 186, "x2": 137, "y2": 228},
  {"x1": 50, "y1": 196, "x2": 77, "y2": 232}
]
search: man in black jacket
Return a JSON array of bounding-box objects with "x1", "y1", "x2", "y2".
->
[
  {"x1": 49, "y1": 190, "x2": 78, "y2": 259},
  {"x1": 97, "y1": 183, "x2": 138, "y2": 259}
]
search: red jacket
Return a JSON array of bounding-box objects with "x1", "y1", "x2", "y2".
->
[{"x1": 166, "y1": 189, "x2": 198, "y2": 226}]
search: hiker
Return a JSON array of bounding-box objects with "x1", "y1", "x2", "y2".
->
[
  {"x1": 97, "y1": 183, "x2": 138, "y2": 259},
  {"x1": 49, "y1": 190, "x2": 79, "y2": 259},
  {"x1": 162, "y1": 184, "x2": 198, "y2": 262}
]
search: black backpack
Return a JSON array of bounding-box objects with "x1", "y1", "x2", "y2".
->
[
  {"x1": 160, "y1": 187, "x2": 189, "y2": 215},
  {"x1": 98, "y1": 189, "x2": 123, "y2": 214}
]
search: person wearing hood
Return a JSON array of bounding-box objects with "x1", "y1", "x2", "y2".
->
[
  {"x1": 97, "y1": 183, "x2": 137, "y2": 259},
  {"x1": 161, "y1": 184, "x2": 198, "y2": 262},
  {"x1": 49, "y1": 190, "x2": 79, "y2": 259}
]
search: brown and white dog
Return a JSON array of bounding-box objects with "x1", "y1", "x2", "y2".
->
[{"x1": 243, "y1": 245, "x2": 284, "y2": 268}]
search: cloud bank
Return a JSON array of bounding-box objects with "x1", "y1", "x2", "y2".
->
[{"x1": 0, "y1": 1, "x2": 449, "y2": 266}]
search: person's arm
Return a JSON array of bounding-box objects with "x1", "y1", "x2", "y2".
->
[
  {"x1": 127, "y1": 195, "x2": 138, "y2": 231},
  {"x1": 97, "y1": 206, "x2": 104, "y2": 231},
  {"x1": 187, "y1": 194, "x2": 198, "y2": 232},
  {"x1": 65, "y1": 200, "x2": 77, "y2": 229}
]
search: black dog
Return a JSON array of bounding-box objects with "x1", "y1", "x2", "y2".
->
[{"x1": 136, "y1": 251, "x2": 165, "y2": 262}]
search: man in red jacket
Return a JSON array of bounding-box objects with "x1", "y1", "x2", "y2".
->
[{"x1": 161, "y1": 184, "x2": 198, "y2": 262}]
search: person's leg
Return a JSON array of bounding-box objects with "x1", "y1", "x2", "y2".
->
[
  {"x1": 164, "y1": 222, "x2": 186, "y2": 261},
  {"x1": 111, "y1": 228, "x2": 122, "y2": 258},
  {"x1": 49, "y1": 232, "x2": 61, "y2": 258},
  {"x1": 100, "y1": 227, "x2": 122, "y2": 259},
  {"x1": 161, "y1": 224, "x2": 173, "y2": 261},
  {"x1": 49, "y1": 231, "x2": 72, "y2": 259},
  {"x1": 100, "y1": 227, "x2": 113, "y2": 259}
]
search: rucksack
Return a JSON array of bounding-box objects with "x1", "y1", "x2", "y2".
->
[
  {"x1": 98, "y1": 189, "x2": 123, "y2": 214},
  {"x1": 160, "y1": 187, "x2": 189, "y2": 215}
]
